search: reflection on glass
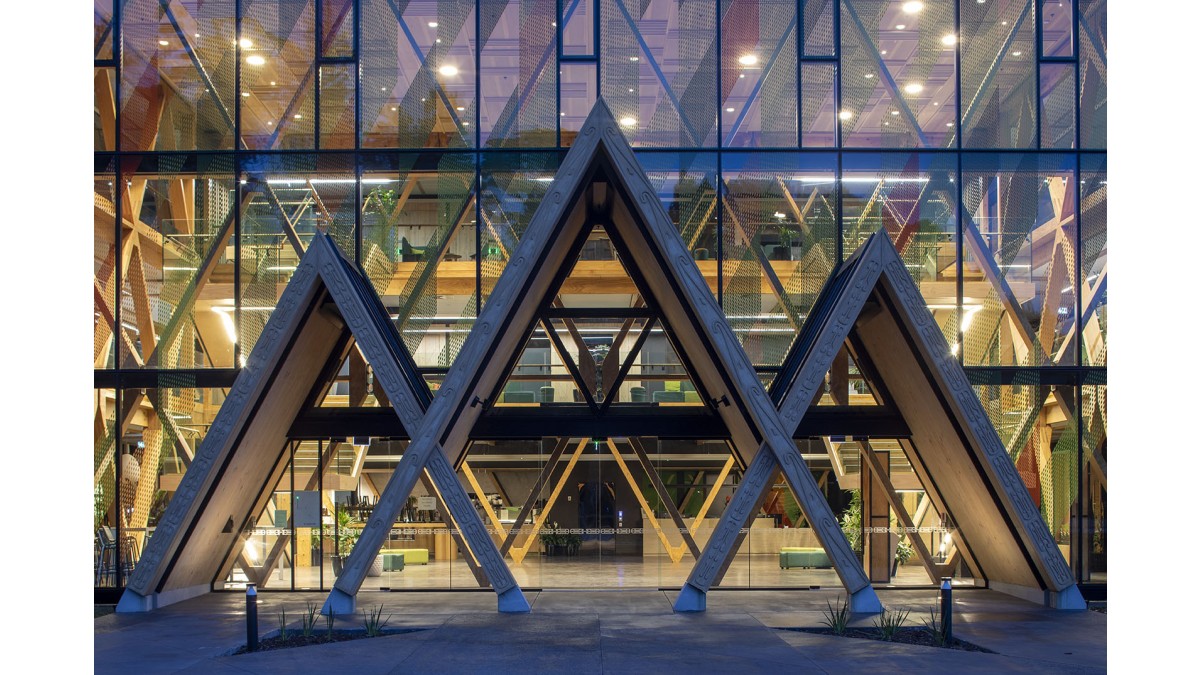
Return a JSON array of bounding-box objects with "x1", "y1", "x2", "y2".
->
[
  {"x1": 839, "y1": 0, "x2": 957, "y2": 148},
  {"x1": 721, "y1": 0, "x2": 798, "y2": 148},
  {"x1": 960, "y1": 153, "x2": 1077, "y2": 366}
]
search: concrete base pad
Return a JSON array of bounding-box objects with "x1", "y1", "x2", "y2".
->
[
  {"x1": 322, "y1": 588, "x2": 356, "y2": 616},
  {"x1": 497, "y1": 587, "x2": 531, "y2": 613},
  {"x1": 990, "y1": 580, "x2": 1087, "y2": 610},
  {"x1": 672, "y1": 584, "x2": 707, "y2": 612},
  {"x1": 116, "y1": 584, "x2": 209, "y2": 613},
  {"x1": 848, "y1": 586, "x2": 883, "y2": 613}
]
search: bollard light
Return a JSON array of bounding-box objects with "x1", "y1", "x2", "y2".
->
[
  {"x1": 246, "y1": 583, "x2": 258, "y2": 652},
  {"x1": 939, "y1": 577, "x2": 953, "y2": 644}
]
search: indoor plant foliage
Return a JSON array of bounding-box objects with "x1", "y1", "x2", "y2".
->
[{"x1": 539, "y1": 521, "x2": 582, "y2": 557}]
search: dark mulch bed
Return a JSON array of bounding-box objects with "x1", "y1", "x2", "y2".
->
[
  {"x1": 232, "y1": 628, "x2": 425, "y2": 655},
  {"x1": 779, "y1": 626, "x2": 994, "y2": 653}
]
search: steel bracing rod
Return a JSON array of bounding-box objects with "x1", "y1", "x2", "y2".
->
[
  {"x1": 624, "y1": 437, "x2": 701, "y2": 559},
  {"x1": 504, "y1": 439, "x2": 589, "y2": 563},
  {"x1": 1078, "y1": 2, "x2": 1107, "y2": 75},
  {"x1": 251, "y1": 0, "x2": 354, "y2": 148},
  {"x1": 677, "y1": 469, "x2": 707, "y2": 512},
  {"x1": 487, "y1": 0, "x2": 585, "y2": 144},
  {"x1": 598, "y1": 316, "x2": 656, "y2": 414},
  {"x1": 547, "y1": 299, "x2": 600, "y2": 393},
  {"x1": 720, "y1": 188, "x2": 803, "y2": 330},
  {"x1": 386, "y1": 0, "x2": 468, "y2": 135},
  {"x1": 723, "y1": 15, "x2": 797, "y2": 145},
  {"x1": 602, "y1": 439, "x2": 689, "y2": 562},
  {"x1": 841, "y1": 0, "x2": 931, "y2": 147},
  {"x1": 421, "y1": 471, "x2": 489, "y2": 586},
  {"x1": 598, "y1": 309, "x2": 644, "y2": 403},
  {"x1": 689, "y1": 455, "x2": 735, "y2": 536},
  {"x1": 95, "y1": 8, "x2": 115, "y2": 59},
  {"x1": 856, "y1": 440, "x2": 941, "y2": 583},
  {"x1": 499, "y1": 438, "x2": 571, "y2": 556},
  {"x1": 395, "y1": 193, "x2": 478, "y2": 325},
  {"x1": 953, "y1": 195, "x2": 1043, "y2": 361},
  {"x1": 611, "y1": 0, "x2": 702, "y2": 145},
  {"x1": 541, "y1": 317, "x2": 600, "y2": 410},
  {"x1": 461, "y1": 458, "x2": 508, "y2": 538},
  {"x1": 1054, "y1": 266, "x2": 1106, "y2": 363},
  {"x1": 959, "y1": 0, "x2": 1033, "y2": 134}
]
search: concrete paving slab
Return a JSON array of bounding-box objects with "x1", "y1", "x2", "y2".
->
[{"x1": 94, "y1": 588, "x2": 1105, "y2": 674}]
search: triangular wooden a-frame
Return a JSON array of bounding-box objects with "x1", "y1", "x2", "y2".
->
[
  {"x1": 117, "y1": 234, "x2": 530, "y2": 613},
  {"x1": 331, "y1": 101, "x2": 882, "y2": 614},
  {"x1": 677, "y1": 230, "x2": 1084, "y2": 610}
]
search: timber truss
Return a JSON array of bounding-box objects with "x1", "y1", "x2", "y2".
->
[{"x1": 119, "y1": 102, "x2": 1082, "y2": 614}]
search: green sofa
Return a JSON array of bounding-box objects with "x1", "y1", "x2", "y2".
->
[{"x1": 779, "y1": 547, "x2": 832, "y2": 569}]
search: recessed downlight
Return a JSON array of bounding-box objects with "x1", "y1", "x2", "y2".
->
[
  {"x1": 838, "y1": 110, "x2": 853, "y2": 120},
  {"x1": 619, "y1": 117, "x2": 637, "y2": 127},
  {"x1": 942, "y1": 34, "x2": 957, "y2": 46},
  {"x1": 902, "y1": 1, "x2": 924, "y2": 13},
  {"x1": 738, "y1": 54, "x2": 758, "y2": 66},
  {"x1": 239, "y1": 38, "x2": 252, "y2": 49},
  {"x1": 439, "y1": 65, "x2": 458, "y2": 76},
  {"x1": 903, "y1": 82, "x2": 924, "y2": 94},
  {"x1": 246, "y1": 55, "x2": 266, "y2": 66}
]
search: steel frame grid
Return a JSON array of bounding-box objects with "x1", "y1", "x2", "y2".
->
[{"x1": 93, "y1": 0, "x2": 1106, "y2": 593}]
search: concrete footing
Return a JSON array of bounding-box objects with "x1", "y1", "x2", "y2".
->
[
  {"x1": 672, "y1": 584, "x2": 707, "y2": 612},
  {"x1": 497, "y1": 587, "x2": 531, "y2": 613},
  {"x1": 321, "y1": 588, "x2": 356, "y2": 616},
  {"x1": 116, "y1": 584, "x2": 210, "y2": 613}
]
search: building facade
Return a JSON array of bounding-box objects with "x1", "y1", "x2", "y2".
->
[{"x1": 94, "y1": 0, "x2": 1107, "y2": 604}]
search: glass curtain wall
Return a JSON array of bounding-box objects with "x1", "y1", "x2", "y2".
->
[{"x1": 94, "y1": 0, "x2": 1106, "y2": 596}]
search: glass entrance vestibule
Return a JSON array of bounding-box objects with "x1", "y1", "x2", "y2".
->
[{"x1": 217, "y1": 435, "x2": 976, "y2": 593}]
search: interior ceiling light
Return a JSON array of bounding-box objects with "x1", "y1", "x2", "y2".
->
[
  {"x1": 619, "y1": 116, "x2": 637, "y2": 127},
  {"x1": 890, "y1": 110, "x2": 900, "y2": 115},
  {"x1": 738, "y1": 54, "x2": 758, "y2": 66},
  {"x1": 246, "y1": 55, "x2": 266, "y2": 66},
  {"x1": 241, "y1": 91, "x2": 250, "y2": 97},
  {"x1": 902, "y1": 1, "x2": 924, "y2": 13},
  {"x1": 838, "y1": 110, "x2": 853, "y2": 120},
  {"x1": 428, "y1": 21, "x2": 438, "y2": 28},
  {"x1": 725, "y1": 107, "x2": 735, "y2": 112},
  {"x1": 629, "y1": 56, "x2": 639, "y2": 61},
  {"x1": 439, "y1": 65, "x2": 458, "y2": 76},
  {"x1": 294, "y1": 114, "x2": 303, "y2": 119},
  {"x1": 895, "y1": 24, "x2": 906, "y2": 30},
  {"x1": 1012, "y1": 51, "x2": 1022, "y2": 56},
  {"x1": 158, "y1": 40, "x2": 169, "y2": 46},
  {"x1": 904, "y1": 82, "x2": 923, "y2": 94},
  {"x1": 865, "y1": 73, "x2": 874, "y2": 78},
  {"x1": 942, "y1": 34, "x2": 957, "y2": 46},
  {"x1": 456, "y1": 106, "x2": 465, "y2": 111},
  {"x1": 239, "y1": 38, "x2": 252, "y2": 48}
]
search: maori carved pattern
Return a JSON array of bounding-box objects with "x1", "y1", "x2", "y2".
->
[
  {"x1": 127, "y1": 254, "x2": 320, "y2": 594},
  {"x1": 595, "y1": 112, "x2": 872, "y2": 596},
  {"x1": 880, "y1": 258, "x2": 1074, "y2": 590},
  {"x1": 337, "y1": 105, "x2": 607, "y2": 598}
]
